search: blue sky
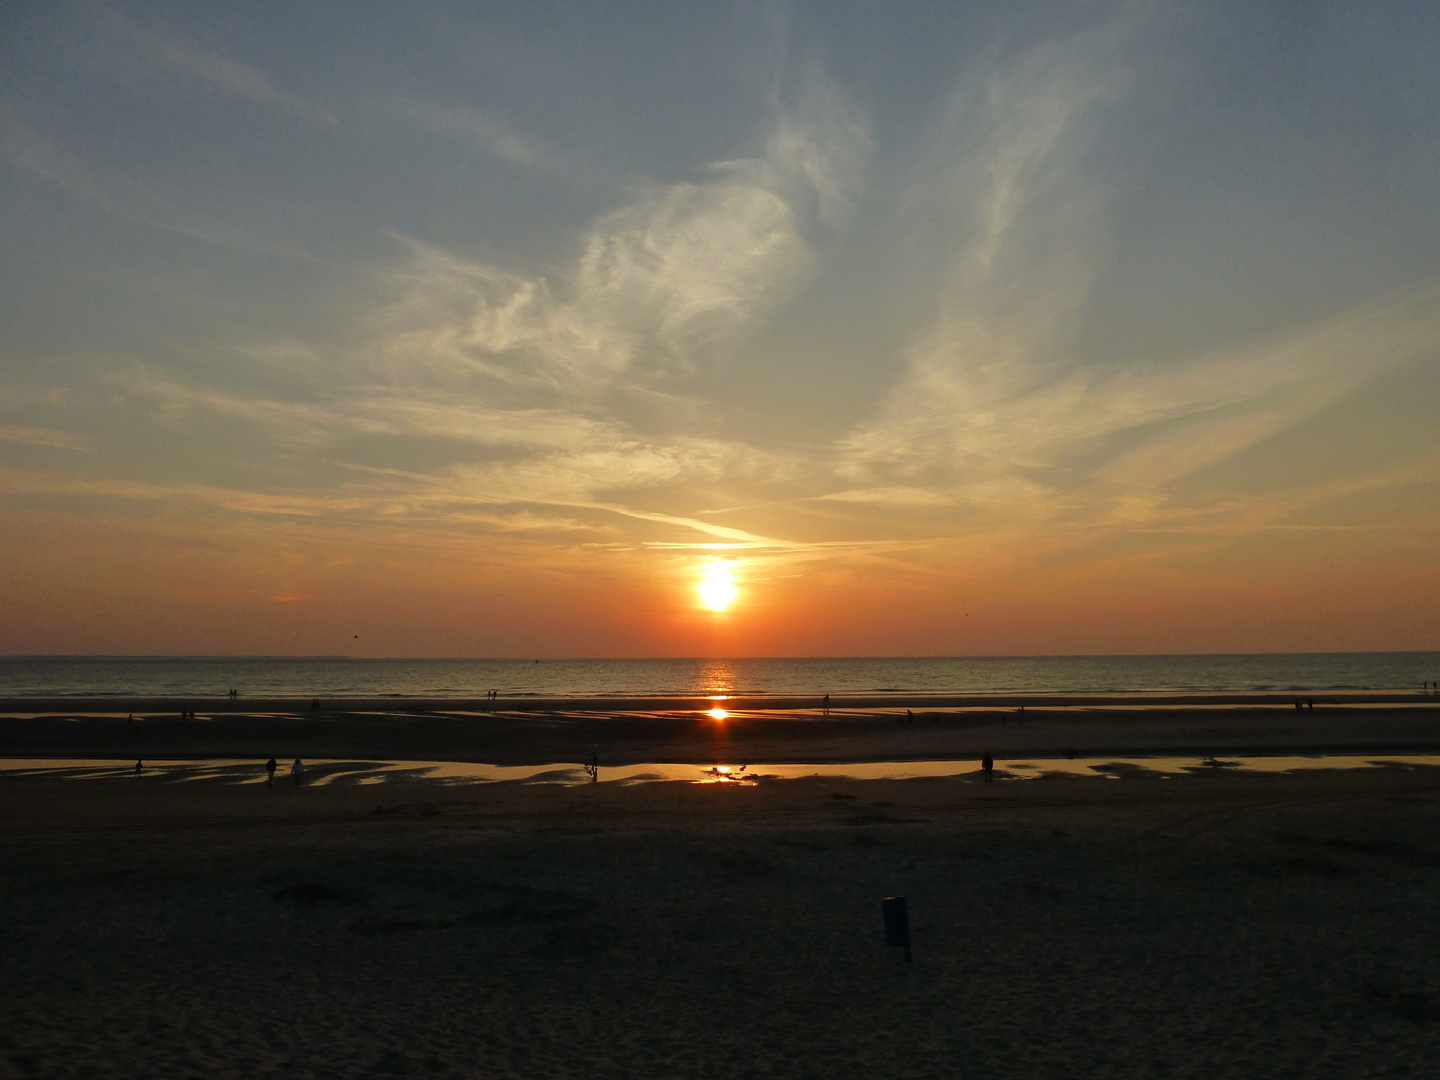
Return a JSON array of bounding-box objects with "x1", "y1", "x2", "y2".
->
[{"x1": 2, "y1": 1, "x2": 1438, "y2": 656}]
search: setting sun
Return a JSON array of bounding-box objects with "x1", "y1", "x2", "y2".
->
[{"x1": 697, "y1": 562, "x2": 738, "y2": 611}]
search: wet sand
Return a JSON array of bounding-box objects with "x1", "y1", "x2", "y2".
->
[
  {"x1": 4, "y1": 700, "x2": 1440, "y2": 1077},
  {"x1": 3, "y1": 694, "x2": 1440, "y2": 768}
]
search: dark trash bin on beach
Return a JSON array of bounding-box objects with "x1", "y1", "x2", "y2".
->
[{"x1": 882, "y1": 895, "x2": 912, "y2": 961}]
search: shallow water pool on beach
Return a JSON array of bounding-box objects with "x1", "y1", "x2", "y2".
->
[{"x1": 4, "y1": 754, "x2": 1440, "y2": 786}]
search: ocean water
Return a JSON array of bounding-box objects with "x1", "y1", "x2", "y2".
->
[{"x1": 0, "y1": 653, "x2": 1437, "y2": 698}]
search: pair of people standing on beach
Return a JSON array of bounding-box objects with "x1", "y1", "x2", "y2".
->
[{"x1": 263, "y1": 757, "x2": 303, "y2": 785}]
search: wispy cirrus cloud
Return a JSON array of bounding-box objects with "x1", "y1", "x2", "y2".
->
[
  {"x1": 0, "y1": 426, "x2": 90, "y2": 451},
  {"x1": 0, "y1": 12, "x2": 331, "y2": 255},
  {"x1": 839, "y1": 17, "x2": 1132, "y2": 485},
  {"x1": 119, "y1": 16, "x2": 335, "y2": 124},
  {"x1": 832, "y1": 9, "x2": 1440, "y2": 553},
  {"x1": 0, "y1": 109, "x2": 320, "y2": 258},
  {"x1": 107, "y1": 365, "x2": 804, "y2": 543},
  {"x1": 404, "y1": 103, "x2": 566, "y2": 172},
  {"x1": 81, "y1": 79, "x2": 869, "y2": 546},
  {"x1": 365, "y1": 80, "x2": 867, "y2": 393}
]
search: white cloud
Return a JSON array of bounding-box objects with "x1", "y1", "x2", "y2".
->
[
  {"x1": 573, "y1": 167, "x2": 808, "y2": 365},
  {"x1": 367, "y1": 79, "x2": 867, "y2": 391},
  {"x1": 370, "y1": 170, "x2": 809, "y2": 389}
]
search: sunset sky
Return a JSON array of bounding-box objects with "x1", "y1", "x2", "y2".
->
[{"x1": 2, "y1": 1, "x2": 1439, "y2": 657}]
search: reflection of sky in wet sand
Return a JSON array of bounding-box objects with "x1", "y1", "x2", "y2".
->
[{"x1": 5, "y1": 755, "x2": 1440, "y2": 786}]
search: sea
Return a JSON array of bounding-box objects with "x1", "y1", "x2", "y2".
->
[{"x1": 0, "y1": 653, "x2": 1437, "y2": 699}]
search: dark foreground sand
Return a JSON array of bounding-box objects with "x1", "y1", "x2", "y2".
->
[{"x1": 4, "y1": 703, "x2": 1440, "y2": 1079}]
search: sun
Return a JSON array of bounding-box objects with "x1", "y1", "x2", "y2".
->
[{"x1": 697, "y1": 562, "x2": 738, "y2": 611}]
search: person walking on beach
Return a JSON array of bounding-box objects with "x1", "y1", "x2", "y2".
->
[
  {"x1": 982, "y1": 752, "x2": 994, "y2": 784},
  {"x1": 134, "y1": 759, "x2": 143, "y2": 776},
  {"x1": 585, "y1": 746, "x2": 599, "y2": 783},
  {"x1": 291, "y1": 758, "x2": 305, "y2": 785},
  {"x1": 822, "y1": 693, "x2": 830, "y2": 716},
  {"x1": 265, "y1": 757, "x2": 277, "y2": 787}
]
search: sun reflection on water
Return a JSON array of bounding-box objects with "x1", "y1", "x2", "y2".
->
[
  {"x1": 698, "y1": 764, "x2": 752, "y2": 784},
  {"x1": 698, "y1": 659, "x2": 735, "y2": 695}
]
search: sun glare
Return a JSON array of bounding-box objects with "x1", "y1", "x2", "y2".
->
[{"x1": 697, "y1": 562, "x2": 738, "y2": 611}]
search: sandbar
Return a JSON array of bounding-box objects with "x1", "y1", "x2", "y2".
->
[{"x1": 3, "y1": 693, "x2": 1439, "y2": 767}]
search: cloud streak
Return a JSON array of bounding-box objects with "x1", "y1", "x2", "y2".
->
[
  {"x1": 405, "y1": 103, "x2": 566, "y2": 173},
  {"x1": 122, "y1": 18, "x2": 335, "y2": 124},
  {"x1": 0, "y1": 110, "x2": 321, "y2": 258},
  {"x1": 0, "y1": 426, "x2": 90, "y2": 451}
]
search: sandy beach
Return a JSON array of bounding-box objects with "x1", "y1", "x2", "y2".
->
[{"x1": 4, "y1": 699, "x2": 1440, "y2": 1078}]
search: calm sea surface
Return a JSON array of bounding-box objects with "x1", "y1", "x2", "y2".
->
[{"x1": 1, "y1": 654, "x2": 1437, "y2": 698}]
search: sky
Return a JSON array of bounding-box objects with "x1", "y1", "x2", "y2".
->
[{"x1": 2, "y1": 0, "x2": 1439, "y2": 658}]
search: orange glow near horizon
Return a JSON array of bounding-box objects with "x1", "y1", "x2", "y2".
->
[{"x1": 2, "y1": 499, "x2": 1438, "y2": 657}]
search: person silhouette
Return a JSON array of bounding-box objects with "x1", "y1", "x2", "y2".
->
[
  {"x1": 134, "y1": 759, "x2": 143, "y2": 776},
  {"x1": 822, "y1": 694, "x2": 830, "y2": 716},
  {"x1": 982, "y1": 752, "x2": 994, "y2": 784},
  {"x1": 291, "y1": 758, "x2": 305, "y2": 785},
  {"x1": 265, "y1": 757, "x2": 277, "y2": 787}
]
